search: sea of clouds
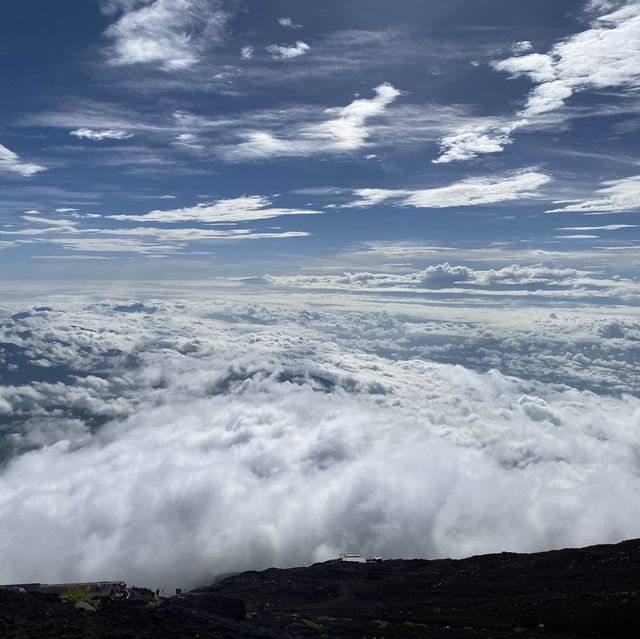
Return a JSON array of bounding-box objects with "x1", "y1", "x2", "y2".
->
[{"x1": 0, "y1": 290, "x2": 639, "y2": 590}]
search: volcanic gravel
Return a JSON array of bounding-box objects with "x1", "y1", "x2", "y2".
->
[{"x1": 2, "y1": 539, "x2": 640, "y2": 638}]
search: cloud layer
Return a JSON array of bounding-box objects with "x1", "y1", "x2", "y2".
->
[
  {"x1": 0, "y1": 296, "x2": 638, "y2": 590},
  {"x1": 265, "y1": 261, "x2": 640, "y2": 303}
]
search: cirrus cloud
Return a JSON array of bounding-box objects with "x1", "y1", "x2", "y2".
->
[
  {"x1": 267, "y1": 41, "x2": 310, "y2": 59},
  {"x1": 345, "y1": 170, "x2": 551, "y2": 208},
  {"x1": 70, "y1": 128, "x2": 134, "y2": 141},
  {"x1": 107, "y1": 195, "x2": 321, "y2": 223},
  {"x1": 548, "y1": 174, "x2": 640, "y2": 213},
  {"x1": 101, "y1": 0, "x2": 230, "y2": 71},
  {"x1": 0, "y1": 144, "x2": 46, "y2": 177},
  {"x1": 219, "y1": 84, "x2": 402, "y2": 161},
  {"x1": 435, "y1": 1, "x2": 640, "y2": 163}
]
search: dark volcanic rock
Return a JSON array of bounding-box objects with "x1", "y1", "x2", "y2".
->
[{"x1": 3, "y1": 539, "x2": 640, "y2": 637}]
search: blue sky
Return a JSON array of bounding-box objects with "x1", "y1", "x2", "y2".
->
[{"x1": 1, "y1": 0, "x2": 639, "y2": 281}]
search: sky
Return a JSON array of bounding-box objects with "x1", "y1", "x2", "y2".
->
[
  {"x1": 0, "y1": 1, "x2": 640, "y2": 591},
  {"x1": 0, "y1": 0, "x2": 639, "y2": 281}
]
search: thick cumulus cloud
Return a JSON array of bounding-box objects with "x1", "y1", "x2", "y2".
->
[{"x1": 0, "y1": 297, "x2": 639, "y2": 590}]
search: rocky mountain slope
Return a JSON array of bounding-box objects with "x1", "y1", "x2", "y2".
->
[{"x1": 2, "y1": 539, "x2": 640, "y2": 638}]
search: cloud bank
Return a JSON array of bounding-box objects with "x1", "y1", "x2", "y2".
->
[{"x1": 0, "y1": 297, "x2": 638, "y2": 590}]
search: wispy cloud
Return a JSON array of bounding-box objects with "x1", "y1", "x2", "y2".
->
[
  {"x1": 267, "y1": 41, "x2": 310, "y2": 59},
  {"x1": 548, "y1": 175, "x2": 640, "y2": 213},
  {"x1": 21, "y1": 215, "x2": 78, "y2": 228},
  {"x1": 219, "y1": 83, "x2": 402, "y2": 161},
  {"x1": 435, "y1": 1, "x2": 640, "y2": 162},
  {"x1": 0, "y1": 223, "x2": 310, "y2": 257},
  {"x1": 512, "y1": 40, "x2": 534, "y2": 54},
  {"x1": 101, "y1": 0, "x2": 230, "y2": 71},
  {"x1": 553, "y1": 234, "x2": 599, "y2": 239},
  {"x1": 172, "y1": 133, "x2": 205, "y2": 152},
  {"x1": 432, "y1": 121, "x2": 514, "y2": 164},
  {"x1": 107, "y1": 196, "x2": 320, "y2": 223},
  {"x1": 0, "y1": 144, "x2": 46, "y2": 177},
  {"x1": 70, "y1": 128, "x2": 134, "y2": 141},
  {"x1": 278, "y1": 17, "x2": 301, "y2": 29},
  {"x1": 345, "y1": 171, "x2": 551, "y2": 208},
  {"x1": 555, "y1": 224, "x2": 638, "y2": 230}
]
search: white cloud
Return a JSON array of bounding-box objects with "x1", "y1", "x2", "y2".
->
[
  {"x1": 520, "y1": 79, "x2": 573, "y2": 116},
  {"x1": 432, "y1": 122, "x2": 514, "y2": 163},
  {"x1": 11, "y1": 227, "x2": 310, "y2": 256},
  {"x1": 220, "y1": 83, "x2": 402, "y2": 161},
  {"x1": 240, "y1": 46, "x2": 254, "y2": 59},
  {"x1": 493, "y1": 52, "x2": 556, "y2": 83},
  {"x1": 267, "y1": 41, "x2": 310, "y2": 59},
  {"x1": 173, "y1": 133, "x2": 204, "y2": 152},
  {"x1": 266, "y1": 261, "x2": 640, "y2": 302},
  {"x1": 513, "y1": 40, "x2": 534, "y2": 54},
  {"x1": 553, "y1": 234, "x2": 600, "y2": 239},
  {"x1": 584, "y1": 0, "x2": 625, "y2": 12},
  {"x1": 278, "y1": 17, "x2": 301, "y2": 29},
  {"x1": 41, "y1": 228, "x2": 309, "y2": 256},
  {"x1": 0, "y1": 299, "x2": 638, "y2": 589},
  {"x1": 101, "y1": 0, "x2": 229, "y2": 71},
  {"x1": 556, "y1": 224, "x2": 638, "y2": 230},
  {"x1": 346, "y1": 171, "x2": 551, "y2": 208},
  {"x1": 436, "y1": 2, "x2": 640, "y2": 162},
  {"x1": 48, "y1": 237, "x2": 183, "y2": 256},
  {"x1": 108, "y1": 195, "x2": 321, "y2": 223},
  {"x1": 548, "y1": 175, "x2": 640, "y2": 213},
  {"x1": 70, "y1": 128, "x2": 134, "y2": 141},
  {"x1": 21, "y1": 215, "x2": 78, "y2": 228},
  {"x1": 55, "y1": 208, "x2": 80, "y2": 213},
  {"x1": 0, "y1": 144, "x2": 46, "y2": 177}
]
